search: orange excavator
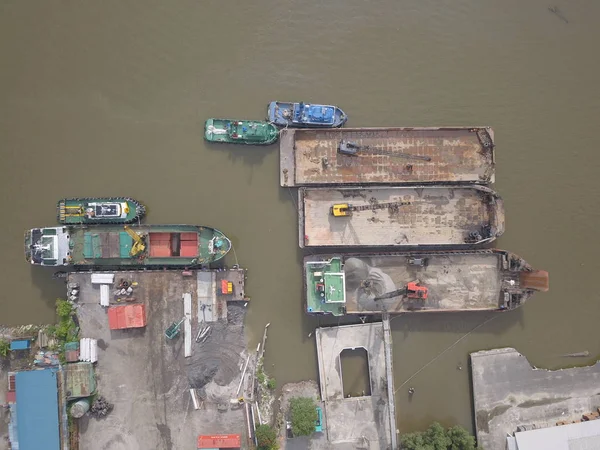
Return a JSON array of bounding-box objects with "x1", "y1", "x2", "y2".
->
[{"x1": 373, "y1": 281, "x2": 428, "y2": 301}]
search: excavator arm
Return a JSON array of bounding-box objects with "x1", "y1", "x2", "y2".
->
[{"x1": 123, "y1": 226, "x2": 146, "y2": 257}]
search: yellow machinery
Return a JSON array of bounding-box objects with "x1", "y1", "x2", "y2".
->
[
  {"x1": 331, "y1": 204, "x2": 351, "y2": 217},
  {"x1": 330, "y1": 201, "x2": 412, "y2": 217},
  {"x1": 123, "y1": 226, "x2": 146, "y2": 256}
]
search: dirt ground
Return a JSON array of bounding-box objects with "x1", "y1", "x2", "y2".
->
[{"x1": 72, "y1": 271, "x2": 251, "y2": 450}]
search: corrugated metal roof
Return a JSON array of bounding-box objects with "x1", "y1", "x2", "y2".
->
[
  {"x1": 107, "y1": 304, "x2": 147, "y2": 329},
  {"x1": 65, "y1": 362, "x2": 96, "y2": 399},
  {"x1": 197, "y1": 434, "x2": 241, "y2": 448},
  {"x1": 15, "y1": 369, "x2": 60, "y2": 450}
]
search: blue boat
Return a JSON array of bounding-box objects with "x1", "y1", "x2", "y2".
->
[{"x1": 267, "y1": 101, "x2": 347, "y2": 128}]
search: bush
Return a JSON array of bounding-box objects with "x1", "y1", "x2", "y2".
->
[
  {"x1": 56, "y1": 298, "x2": 73, "y2": 319},
  {"x1": 401, "y1": 422, "x2": 477, "y2": 450},
  {"x1": 267, "y1": 378, "x2": 276, "y2": 390},
  {"x1": 257, "y1": 369, "x2": 266, "y2": 385},
  {"x1": 0, "y1": 339, "x2": 9, "y2": 357},
  {"x1": 255, "y1": 424, "x2": 278, "y2": 450},
  {"x1": 289, "y1": 397, "x2": 317, "y2": 437}
]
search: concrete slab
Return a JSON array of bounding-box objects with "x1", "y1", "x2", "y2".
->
[
  {"x1": 280, "y1": 127, "x2": 495, "y2": 187},
  {"x1": 71, "y1": 270, "x2": 250, "y2": 450},
  {"x1": 315, "y1": 323, "x2": 394, "y2": 449},
  {"x1": 299, "y1": 185, "x2": 504, "y2": 248},
  {"x1": 471, "y1": 347, "x2": 600, "y2": 450}
]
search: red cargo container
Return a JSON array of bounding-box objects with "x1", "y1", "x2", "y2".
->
[
  {"x1": 197, "y1": 434, "x2": 241, "y2": 449},
  {"x1": 107, "y1": 304, "x2": 147, "y2": 330}
]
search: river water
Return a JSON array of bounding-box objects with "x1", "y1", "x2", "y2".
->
[{"x1": 1, "y1": 0, "x2": 599, "y2": 434}]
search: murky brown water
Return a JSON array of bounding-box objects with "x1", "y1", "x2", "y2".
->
[{"x1": 2, "y1": 0, "x2": 600, "y2": 435}]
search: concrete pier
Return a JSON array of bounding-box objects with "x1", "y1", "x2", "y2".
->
[
  {"x1": 315, "y1": 322, "x2": 396, "y2": 449},
  {"x1": 471, "y1": 347, "x2": 600, "y2": 450}
]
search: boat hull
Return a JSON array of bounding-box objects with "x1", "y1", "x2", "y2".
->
[
  {"x1": 204, "y1": 119, "x2": 278, "y2": 145},
  {"x1": 304, "y1": 250, "x2": 549, "y2": 316},
  {"x1": 57, "y1": 197, "x2": 145, "y2": 225},
  {"x1": 25, "y1": 224, "x2": 231, "y2": 268},
  {"x1": 267, "y1": 101, "x2": 347, "y2": 128}
]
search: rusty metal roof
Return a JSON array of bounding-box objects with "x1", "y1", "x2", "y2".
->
[
  {"x1": 65, "y1": 362, "x2": 96, "y2": 399},
  {"x1": 107, "y1": 304, "x2": 147, "y2": 330},
  {"x1": 280, "y1": 127, "x2": 495, "y2": 187}
]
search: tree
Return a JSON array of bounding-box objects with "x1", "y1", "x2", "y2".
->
[
  {"x1": 289, "y1": 397, "x2": 317, "y2": 437},
  {"x1": 400, "y1": 422, "x2": 477, "y2": 450},
  {"x1": 56, "y1": 298, "x2": 73, "y2": 319},
  {"x1": 255, "y1": 424, "x2": 278, "y2": 450}
]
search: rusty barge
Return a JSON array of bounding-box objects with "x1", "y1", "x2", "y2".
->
[
  {"x1": 280, "y1": 127, "x2": 495, "y2": 187},
  {"x1": 299, "y1": 185, "x2": 504, "y2": 248},
  {"x1": 304, "y1": 250, "x2": 549, "y2": 316}
]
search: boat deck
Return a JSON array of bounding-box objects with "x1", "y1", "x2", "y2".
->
[
  {"x1": 299, "y1": 185, "x2": 504, "y2": 248},
  {"x1": 305, "y1": 251, "x2": 508, "y2": 315},
  {"x1": 280, "y1": 127, "x2": 495, "y2": 187}
]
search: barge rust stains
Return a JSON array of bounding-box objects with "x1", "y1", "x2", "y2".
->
[
  {"x1": 279, "y1": 127, "x2": 495, "y2": 187},
  {"x1": 299, "y1": 185, "x2": 504, "y2": 248}
]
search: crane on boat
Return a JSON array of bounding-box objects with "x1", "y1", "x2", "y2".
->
[
  {"x1": 373, "y1": 281, "x2": 429, "y2": 301},
  {"x1": 337, "y1": 140, "x2": 432, "y2": 161},
  {"x1": 123, "y1": 226, "x2": 146, "y2": 257},
  {"x1": 330, "y1": 200, "x2": 412, "y2": 217}
]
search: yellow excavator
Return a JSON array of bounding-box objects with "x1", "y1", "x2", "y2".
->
[
  {"x1": 123, "y1": 226, "x2": 146, "y2": 256},
  {"x1": 331, "y1": 201, "x2": 412, "y2": 217}
]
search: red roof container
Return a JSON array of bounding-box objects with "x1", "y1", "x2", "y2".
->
[
  {"x1": 197, "y1": 434, "x2": 241, "y2": 449},
  {"x1": 107, "y1": 304, "x2": 147, "y2": 330}
]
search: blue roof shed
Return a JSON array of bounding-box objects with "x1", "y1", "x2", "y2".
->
[
  {"x1": 15, "y1": 369, "x2": 60, "y2": 450},
  {"x1": 10, "y1": 339, "x2": 31, "y2": 351}
]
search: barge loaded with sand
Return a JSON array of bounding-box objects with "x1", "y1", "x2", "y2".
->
[
  {"x1": 280, "y1": 127, "x2": 494, "y2": 187},
  {"x1": 299, "y1": 185, "x2": 504, "y2": 248},
  {"x1": 304, "y1": 250, "x2": 549, "y2": 316},
  {"x1": 25, "y1": 224, "x2": 231, "y2": 268}
]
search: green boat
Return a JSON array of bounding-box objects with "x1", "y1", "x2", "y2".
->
[
  {"x1": 204, "y1": 119, "x2": 279, "y2": 145},
  {"x1": 25, "y1": 224, "x2": 231, "y2": 268},
  {"x1": 57, "y1": 197, "x2": 145, "y2": 225}
]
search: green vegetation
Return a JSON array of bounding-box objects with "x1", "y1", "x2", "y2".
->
[
  {"x1": 267, "y1": 377, "x2": 276, "y2": 390},
  {"x1": 49, "y1": 299, "x2": 79, "y2": 358},
  {"x1": 0, "y1": 338, "x2": 9, "y2": 357},
  {"x1": 257, "y1": 367, "x2": 266, "y2": 385},
  {"x1": 401, "y1": 422, "x2": 478, "y2": 450},
  {"x1": 289, "y1": 397, "x2": 317, "y2": 437},
  {"x1": 255, "y1": 424, "x2": 278, "y2": 450}
]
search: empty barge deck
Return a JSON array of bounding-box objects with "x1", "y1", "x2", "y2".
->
[
  {"x1": 280, "y1": 127, "x2": 495, "y2": 187},
  {"x1": 304, "y1": 250, "x2": 549, "y2": 315},
  {"x1": 299, "y1": 185, "x2": 504, "y2": 248}
]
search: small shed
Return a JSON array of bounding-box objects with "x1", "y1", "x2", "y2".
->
[
  {"x1": 10, "y1": 339, "x2": 31, "y2": 351},
  {"x1": 107, "y1": 304, "x2": 147, "y2": 330},
  {"x1": 65, "y1": 362, "x2": 96, "y2": 400},
  {"x1": 197, "y1": 434, "x2": 241, "y2": 449}
]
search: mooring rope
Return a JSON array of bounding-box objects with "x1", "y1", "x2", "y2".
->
[{"x1": 393, "y1": 314, "x2": 499, "y2": 394}]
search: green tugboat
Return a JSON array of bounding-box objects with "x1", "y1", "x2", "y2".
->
[
  {"x1": 25, "y1": 224, "x2": 231, "y2": 268},
  {"x1": 204, "y1": 119, "x2": 279, "y2": 145},
  {"x1": 57, "y1": 197, "x2": 145, "y2": 225}
]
